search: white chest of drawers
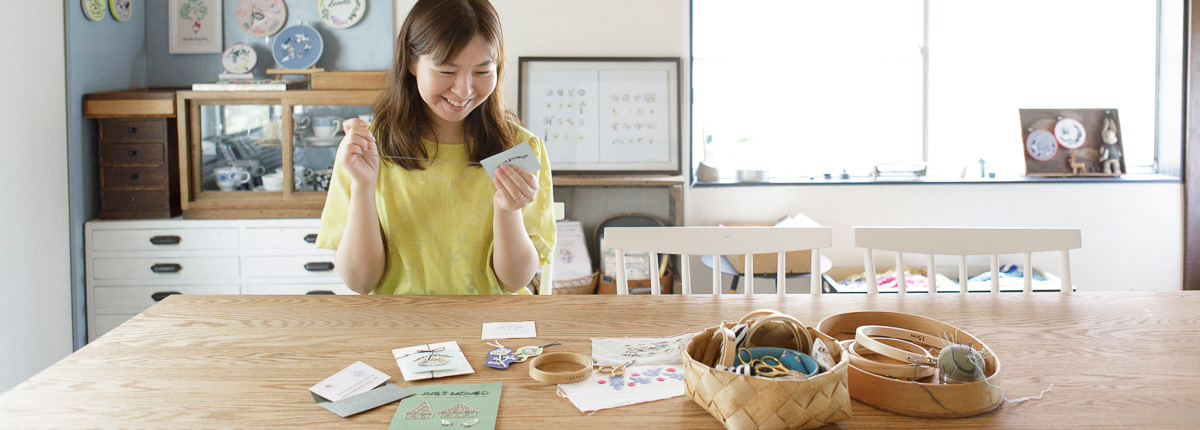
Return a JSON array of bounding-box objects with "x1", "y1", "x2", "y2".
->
[{"x1": 85, "y1": 218, "x2": 356, "y2": 342}]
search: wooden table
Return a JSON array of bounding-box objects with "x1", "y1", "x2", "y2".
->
[{"x1": 3, "y1": 292, "x2": 1199, "y2": 428}]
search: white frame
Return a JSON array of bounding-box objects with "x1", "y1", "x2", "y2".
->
[
  {"x1": 518, "y1": 57, "x2": 681, "y2": 175},
  {"x1": 168, "y1": 0, "x2": 223, "y2": 54}
]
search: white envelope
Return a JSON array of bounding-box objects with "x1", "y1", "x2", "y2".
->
[
  {"x1": 392, "y1": 341, "x2": 475, "y2": 381},
  {"x1": 309, "y1": 361, "x2": 391, "y2": 403}
]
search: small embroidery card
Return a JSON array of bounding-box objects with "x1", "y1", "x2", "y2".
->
[
  {"x1": 392, "y1": 341, "x2": 475, "y2": 381},
  {"x1": 309, "y1": 361, "x2": 391, "y2": 403},
  {"x1": 481, "y1": 321, "x2": 537, "y2": 339},
  {"x1": 389, "y1": 382, "x2": 502, "y2": 430},
  {"x1": 480, "y1": 141, "x2": 541, "y2": 179}
]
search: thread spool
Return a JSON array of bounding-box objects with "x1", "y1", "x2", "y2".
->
[{"x1": 937, "y1": 343, "x2": 985, "y2": 384}]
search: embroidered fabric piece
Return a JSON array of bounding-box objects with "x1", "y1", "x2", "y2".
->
[
  {"x1": 590, "y1": 334, "x2": 695, "y2": 366},
  {"x1": 557, "y1": 365, "x2": 686, "y2": 412}
]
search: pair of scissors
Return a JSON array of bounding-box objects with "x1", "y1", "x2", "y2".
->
[
  {"x1": 752, "y1": 356, "x2": 793, "y2": 378},
  {"x1": 597, "y1": 360, "x2": 635, "y2": 376}
]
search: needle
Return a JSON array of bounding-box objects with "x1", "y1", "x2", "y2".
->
[{"x1": 355, "y1": 153, "x2": 482, "y2": 165}]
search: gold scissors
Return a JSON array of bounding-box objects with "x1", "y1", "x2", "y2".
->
[
  {"x1": 752, "y1": 356, "x2": 793, "y2": 378},
  {"x1": 597, "y1": 360, "x2": 635, "y2": 376}
]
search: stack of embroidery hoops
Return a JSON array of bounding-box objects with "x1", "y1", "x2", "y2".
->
[
  {"x1": 816, "y1": 311, "x2": 1003, "y2": 418},
  {"x1": 681, "y1": 309, "x2": 851, "y2": 430}
]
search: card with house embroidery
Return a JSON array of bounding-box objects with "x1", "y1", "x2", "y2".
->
[{"x1": 389, "y1": 383, "x2": 502, "y2": 430}]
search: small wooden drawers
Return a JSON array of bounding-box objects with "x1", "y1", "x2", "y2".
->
[{"x1": 85, "y1": 88, "x2": 183, "y2": 219}]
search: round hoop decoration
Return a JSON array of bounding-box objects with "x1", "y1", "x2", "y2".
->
[
  {"x1": 109, "y1": 0, "x2": 132, "y2": 22},
  {"x1": 1054, "y1": 118, "x2": 1087, "y2": 149},
  {"x1": 318, "y1": 0, "x2": 366, "y2": 29},
  {"x1": 82, "y1": 0, "x2": 106, "y2": 21},
  {"x1": 272, "y1": 25, "x2": 324, "y2": 69},
  {"x1": 236, "y1": 0, "x2": 287, "y2": 37},
  {"x1": 1025, "y1": 129, "x2": 1058, "y2": 161},
  {"x1": 221, "y1": 43, "x2": 258, "y2": 75}
]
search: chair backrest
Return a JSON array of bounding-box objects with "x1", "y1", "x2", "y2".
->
[
  {"x1": 852, "y1": 227, "x2": 1082, "y2": 294},
  {"x1": 604, "y1": 226, "x2": 833, "y2": 295}
]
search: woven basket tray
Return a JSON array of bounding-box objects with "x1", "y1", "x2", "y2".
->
[
  {"x1": 682, "y1": 315, "x2": 851, "y2": 429},
  {"x1": 532, "y1": 272, "x2": 598, "y2": 294},
  {"x1": 816, "y1": 311, "x2": 1003, "y2": 418}
]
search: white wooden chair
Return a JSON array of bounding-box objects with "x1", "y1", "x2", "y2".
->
[
  {"x1": 603, "y1": 226, "x2": 833, "y2": 295},
  {"x1": 852, "y1": 227, "x2": 1082, "y2": 294}
]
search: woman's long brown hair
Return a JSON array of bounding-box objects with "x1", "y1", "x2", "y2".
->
[{"x1": 372, "y1": 0, "x2": 515, "y2": 170}]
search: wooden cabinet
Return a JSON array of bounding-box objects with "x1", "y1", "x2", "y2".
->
[
  {"x1": 84, "y1": 88, "x2": 183, "y2": 219},
  {"x1": 84, "y1": 218, "x2": 356, "y2": 342},
  {"x1": 175, "y1": 90, "x2": 379, "y2": 219}
]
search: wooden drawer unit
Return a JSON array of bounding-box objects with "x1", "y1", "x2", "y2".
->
[
  {"x1": 85, "y1": 218, "x2": 353, "y2": 342},
  {"x1": 100, "y1": 119, "x2": 167, "y2": 141},
  {"x1": 85, "y1": 89, "x2": 182, "y2": 219}
]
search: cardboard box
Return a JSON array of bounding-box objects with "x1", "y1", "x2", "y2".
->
[{"x1": 722, "y1": 213, "x2": 820, "y2": 275}]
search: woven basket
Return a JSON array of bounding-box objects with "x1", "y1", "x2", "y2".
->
[
  {"x1": 682, "y1": 311, "x2": 852, "y2": 430},
  {"x1": 532, "y1": 271, "x2": 598, "y2": 294}
]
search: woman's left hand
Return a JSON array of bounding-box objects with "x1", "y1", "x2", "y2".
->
[{"x1": 492, "y1": 164, "x2": 538, "y2": 212}]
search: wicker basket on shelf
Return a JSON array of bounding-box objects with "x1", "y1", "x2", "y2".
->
[{"x1": 531, "y1": 271, "x2": 598, "y2": 294}]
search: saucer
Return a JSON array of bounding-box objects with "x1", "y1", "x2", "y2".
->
[{"x1": 303, "y1": 136, "x2": 342, "y2": 146}]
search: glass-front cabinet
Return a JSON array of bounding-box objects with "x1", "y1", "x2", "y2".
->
[{"x1": 176, "y1": 90, "x2": 378, "y2": 218}]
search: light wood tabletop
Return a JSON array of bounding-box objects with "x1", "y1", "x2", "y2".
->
[{"x1": 2, "y1": 292, "x2": 1199, "y2": 429}]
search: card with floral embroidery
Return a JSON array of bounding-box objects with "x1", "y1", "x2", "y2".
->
[
  {"x1": 392, "y1": 341, "x2": 475, "y2": 381},
  {"x1": 389, "y1": 382, "x2": 502, "y2": 430},
  {"x1": 557, "y1": 365, "x2": 686, "y2": 412}
]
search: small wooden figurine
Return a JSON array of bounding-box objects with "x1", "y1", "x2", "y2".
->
[{"x1": 1068, "y1": 150, "x2": 1088, "y2": 175}]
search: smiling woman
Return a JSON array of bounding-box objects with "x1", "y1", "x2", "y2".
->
[{"x1": 315, "y1": 0, "x2": 557, "y2": 296}]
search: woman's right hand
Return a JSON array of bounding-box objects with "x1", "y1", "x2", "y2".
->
[{"x1": 337, "y1": 118, "x2": 379, "y2": 189}]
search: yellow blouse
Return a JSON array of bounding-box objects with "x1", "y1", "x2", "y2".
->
[{"x1": 315, "y1": 125, "x2": 555, "y2": 295}]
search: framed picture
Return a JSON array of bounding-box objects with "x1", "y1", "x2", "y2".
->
[
  {"x1": 518, "y1": 57, "x2": 681, "y2": 175},
  {"x1": 1019, "y1": 108, "x2": 1125, "y2": 177},
  {"x1": 169, "y1": 0, "x2": 223, "y2": 54}
]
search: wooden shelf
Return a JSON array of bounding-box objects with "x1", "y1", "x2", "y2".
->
[
  {"x1": 84, "y1": 88, "x2": 185, "y2": 119},
  {"x1": 552, "y1": 174, "x2": 685, "y2": 186}
]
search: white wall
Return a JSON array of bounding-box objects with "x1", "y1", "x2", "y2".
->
[
  {"x1": 394, "y1": 0, "x2": 1185, "y2": 292},
  {"x1": 0, "y1": 2, "x2": 73, "y2": 392}
]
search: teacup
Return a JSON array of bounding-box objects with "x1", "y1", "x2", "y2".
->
[
  {"x1": 312, "y1": 116, "x2": 342, "y2": 138},
  {"x1": 305, "y1": 168, "x2": 334, "y2": 191},
  {"x1": 261, "y1": 172, "x2": 284, "y2": 191},
  {"x1": 233, "y1": 159, "x2": 266, "y2": 177},
  {"x1": 214, "y1": 166, "x2": 251, "y2": 191}
]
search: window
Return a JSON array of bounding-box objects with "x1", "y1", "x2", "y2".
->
[{"x1": 692, "y1": 0, "x2": 1183, "y2": 180}]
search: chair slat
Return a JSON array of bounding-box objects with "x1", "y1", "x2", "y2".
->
[
  {"x1": 927, "y1": 254, "x2": 936, "y2": 294},
  {"x1": 649, "y1": 252, "x2": 661, "y2": 295},
  {"x1": 896, "y1": 252, "x2": 906, "y2": 294},
  {"x1": 743, "y1": 253, "x2": 754, "y2": 296}
]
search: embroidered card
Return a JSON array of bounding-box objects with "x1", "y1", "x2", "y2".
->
[
  {"x1": 590, "y1": 333, "x2": 695, "y2": 366},
  {"x1": 389, "y1": 382, "x2": 502, "y2": 430},
  {"x1": 481, "y1": 321, "x2": 537, "y2": 339},
  {"x1": 558, "y1": 365, "x2": 686, "y2": 413},
  {"x1": 480, "y1": 141, "x2": 541, "y2": 179},
  {"x1": 392, "y1": 341, "x2": 475, "y2": 381},
  {"x1": 309, "y1": 361, "x2": 392, "y2": 402}
]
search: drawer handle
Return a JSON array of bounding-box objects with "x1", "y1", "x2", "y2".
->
[
  {"x1": 305, "y1": 290, "x2": 336, "y2": 295},
  {"x1": 129, "y1": 173, "x2": 139, "y2": 181},
  {"x1": 304, "y1": 262, "x2": 335, "y2": 272},
  {"x1": 127, "y1": 126, "x2": 137, "y2": 134},
  {"x1": 128, "y1": 149, "x2": 137, "y2": 156},
  {"x1": 149, "y1": 235, "x2": 181, "y2": 245},
  {"x1": 304, "y1": 233, "x2": 318, "y2": 244},
  {"x1": 150, "y1": 263, "x2": 182, "y2": 273},
  {"x1": 150, "y1": 291, "x2": 180, "y2": 302}
]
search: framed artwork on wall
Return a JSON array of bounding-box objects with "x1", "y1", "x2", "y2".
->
[
  {"x1": 518, "y1": 57, "x2": 681, "y2": 175},
  {"x1": 169, "y1": 0, "x2": 223, "y2": 54}
]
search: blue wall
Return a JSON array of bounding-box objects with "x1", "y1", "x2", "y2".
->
[
  {"x1": 145, "y1": 1, "x2": 394, "y2": 86},
  {"x1": 66, "y1": 0, "x2": 393, "y2": 348},
  {"x1": 66, "y1": 0, "x2": 149, "y2": 349}
]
